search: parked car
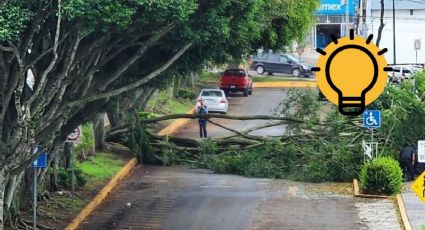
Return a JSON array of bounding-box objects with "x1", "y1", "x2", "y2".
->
[
  {"x1": 219, "y1": 68, "x2": 253, "y2": 97},
  {"x1": 388, "y1": 65, "x2": 421, "y2": 82},
  {"x1": 196, "y1": 89, "x2": 228, "y2": 114},
  {"x1": 250, "y1": 53, "x2": 313, "y2": 77}
]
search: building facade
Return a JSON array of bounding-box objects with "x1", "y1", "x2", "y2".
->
[
  {"x1": 364, "y1": 0, "x2": 425, "y2": 64},
  {"x1": 307, "y1": 0, "x2": 360, "y2": 49}
]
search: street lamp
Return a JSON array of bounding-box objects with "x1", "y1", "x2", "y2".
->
[{"x1": 393, "y1": 0, "x2": 396, "y2": 64}]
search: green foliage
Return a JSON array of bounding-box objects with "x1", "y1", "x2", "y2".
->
[
  {"x1": 146, "y1": 88, "x2": 193, "y2": 114},
  {"x1": 63, "y1": 0, "x2": 197, "y2": 29},
  {"x1": 0, "y1": 4, "x2": 31, "y2": 41},
  {"x1": 75, "y1": 123, "x2": 94, "y2": 153},
  {"x1": 372, "y1": 72, "x2": 425, "y2": 151},
  {"x1": 128, "y1": 123, "x2": 156, "y2": 163},
  {"x1": 206, "y1": 139, "x2": 363, "y2": 182},
  {"x1": 55, "y1": 168, "x2": 86, "y2": 189},
  {"x1": 201, "y1": 89, "x2": 364, "y2": 182},
  {"x1": 177, "y1": 89, "x2": 197, "y2": 100},
  {"x1": 359, "y1": 156, "x2": 402, "y2": 195}
]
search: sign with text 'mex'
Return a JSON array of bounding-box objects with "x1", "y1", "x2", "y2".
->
[
  {"x1": 362, "y1": 110, "x2": 381, "y2": 129},
  {"x1": 316, "y1": 0, "x2": 358, "y2": 15},
  {"x1": 32, "y1": 152, "x2": 47, "y2": 168}
]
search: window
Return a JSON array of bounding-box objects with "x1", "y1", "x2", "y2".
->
[
  {"x1": 202, "y1": 90, "x2": 223, "y2": 97},
  {"x1": 402, "y1": 69, "x2": 411, "y2": 74},
  {"x1": 279, "y1": 56, "x2": 289, "y2": 63},
  {"x1": 268, "y1": 55, "x2": 279, "y2": 62},
  {"x1": 224, "y1": 69, "x2": 245, "y2": 76}
]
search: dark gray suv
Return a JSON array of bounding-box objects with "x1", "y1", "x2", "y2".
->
[{"x1": 250, "y1": 53, "x2": 313, "y2": 77}]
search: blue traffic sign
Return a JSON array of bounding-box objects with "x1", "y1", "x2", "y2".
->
[
  {"x1": 32, "y1": 152, "x2": 48, "y2": 168},
  {"x1": 363, "y1": 110, "x2": 381, "y2": 128}
]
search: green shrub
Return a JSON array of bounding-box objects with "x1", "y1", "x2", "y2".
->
[
  {"x1": 208, "y1": 154, "x2": 243, "y2": 175},
  {"x1": 359, "y1": 156, "x2": 402, "y2": 195},
  {"x1": 75, "y1": 123, "x2": 94, "y2": 153},
  {"x1": 56, "y1": 168, "x2": 87, "y2": 189}
]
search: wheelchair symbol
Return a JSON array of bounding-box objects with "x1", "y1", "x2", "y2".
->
[{"x1": 365, "y1": 112, "x2": 378, "y2": 126}]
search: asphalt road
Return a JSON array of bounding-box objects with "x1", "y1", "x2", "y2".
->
[
  {"x1": 80, "y1": 166, "x2": 365, "y2": 230},
  {"x1": 175, "y1": 88, "x2": 288, "y2": 138},
  {"x1": 80, "y1": 87, "x2": 401, "y2": 230}
]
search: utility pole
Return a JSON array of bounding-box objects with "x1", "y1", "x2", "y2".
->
[
  {"x1": 393, "y1": 0, "x2": 396, "y2": 64},
  {"x1": 346, "y1": 0, "x2": 350, "y2": 36}
]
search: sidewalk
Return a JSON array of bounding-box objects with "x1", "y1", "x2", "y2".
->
[{"x1": 401, "y1": 182, "x2": 425, "y2": 230}]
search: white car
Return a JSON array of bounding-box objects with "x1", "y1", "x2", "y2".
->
[
  {"x1": 196, "y1": 89, "x2": 228, "y2": 114},
  {"x1": 389, "y1": 65, "x2": 421, "y2": 82}
]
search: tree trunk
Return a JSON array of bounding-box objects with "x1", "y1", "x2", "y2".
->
[
  {"x1": 0, "y1": 170, "x2": 7, "y2": 230},
  {"x1": 376, "y1": 0, "x2": 385, "y2": 47},
  {"x1": 64, "y1": 142, "x2": 73, "y2": 169},
  {"x1": 50, "y1": 154, "x2": 60, "y2": 191},
  {"x1": 4, "y1": 171, "x2": 24, "y2": 225},
  {"x1": 94, "y1": 112, "x2": 106, "y2": 152}
]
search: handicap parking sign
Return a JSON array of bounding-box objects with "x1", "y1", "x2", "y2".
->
[{"x1": 363, "y1": 110, "x2": 381, "y2": 128}]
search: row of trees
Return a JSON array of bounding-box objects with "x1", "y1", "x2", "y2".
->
[{"x1": 0, "y1": 0, "x2": 318, "y2": 228}]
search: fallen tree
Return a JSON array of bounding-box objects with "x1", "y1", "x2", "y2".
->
[{"x1": 107, "y1": 84, "x2": 425, "y2": 182}]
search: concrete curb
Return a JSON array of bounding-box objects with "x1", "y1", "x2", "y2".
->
[
  {"x1": 396, "y1": 194, "x2": 413, "y2": 230},
  {"x1": 352, "y1": 179, "x2": 412, "y2": 230},
  {"x1": 65, "y1": 111, "x2": 194, "y2": 229},
  {"x1": 65, "y1": 158, "x2": 138, "y2": 230},
  {"x1": 253, "y1": 81, "x2": 317, "y2": 88}
]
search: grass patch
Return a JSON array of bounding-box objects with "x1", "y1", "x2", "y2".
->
[
  {"x1": 78, "y1": 152, "x2": 125, "y2": 183},
  {"x1": 55, "y1": 196, "x2": 86, "y2": 212},
  {"x1": 167, "y1": 100, "x2": 193, "y2": 114}
]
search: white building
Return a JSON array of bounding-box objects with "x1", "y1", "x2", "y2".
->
[{"x1": 364, "y1": 0, "x2": 425, "y2": 64}]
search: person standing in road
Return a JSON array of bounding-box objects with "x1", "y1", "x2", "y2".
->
[
  {"x1": 400, "y1": 144, "x2": 416, "y2": 181},
  {"x1": 196, "y1": 99, "x2": 208, "y2": 138}
]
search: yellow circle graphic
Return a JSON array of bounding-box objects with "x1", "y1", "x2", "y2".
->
[{"x1": 313, "y1": 30, "x2": 391, "y2": 115}]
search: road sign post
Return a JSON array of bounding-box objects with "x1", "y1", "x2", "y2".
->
[
  {"x1": 66, "y1": 126, "x2": 82, "y2": 194},
  {"x1": 415, "y1": 39, "x2": 421, "y2": 64},
  {"x1": 362, "y1": 110, "x2": 381, "y2": 159},
  {"x1": 32, "y1": 151, "x2": 48, "y2": 230}
]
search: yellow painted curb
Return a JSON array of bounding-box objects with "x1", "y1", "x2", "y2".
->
[
  {"x1": 158, "y1": 108, "x2": 195, "y2": 136},
  {"x1": 353, "y1": 179, "x2": 412, "y2": 230},
  {"x1": 253, "y1": 81, "x2": 317, "y2": 88},
  {"x1": 65, "y1": 158, "x2": 137, "y2": 230},
  {"x1": 66, "y1": 110, "x2": 194, "y2": 229},
  {"x1": 396, "y1": 194, "x2": 413, "y2": 230}
]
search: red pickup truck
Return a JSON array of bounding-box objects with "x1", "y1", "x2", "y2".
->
[{"x1": 219, "y1": 68, "x2": 253, "y2": 97}]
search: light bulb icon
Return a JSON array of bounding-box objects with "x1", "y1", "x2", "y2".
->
[{"x1": 312, "y1": 29, "x2": 393, "y2": 115}]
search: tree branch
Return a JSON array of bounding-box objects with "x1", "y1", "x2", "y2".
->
[
  {"x1": 0, "y1": 44, "x2": 14, "y2": 52},
  {"x1": 140, "y1": 113, "x2": 304, "y2": 124},
  {"x1": 99, "y1": 24, "x2": 175, "y2": 90},
  {"x1": 25, "y1": 0, "x2": 62, "y2": 108},
  {"x1": 69, "y1": 43, "x2": 192, "y2": 108}
]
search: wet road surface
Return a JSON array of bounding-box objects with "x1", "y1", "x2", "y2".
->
[
  {"x1": 175, "y1": 88, "x2": 288, "y2": 138},
  {"x1": 80, "y1": 87, "x2": 401, "y2": 230},
  {"x1": 81, "y1": 166, "x2": 367, "y2": 230}
]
